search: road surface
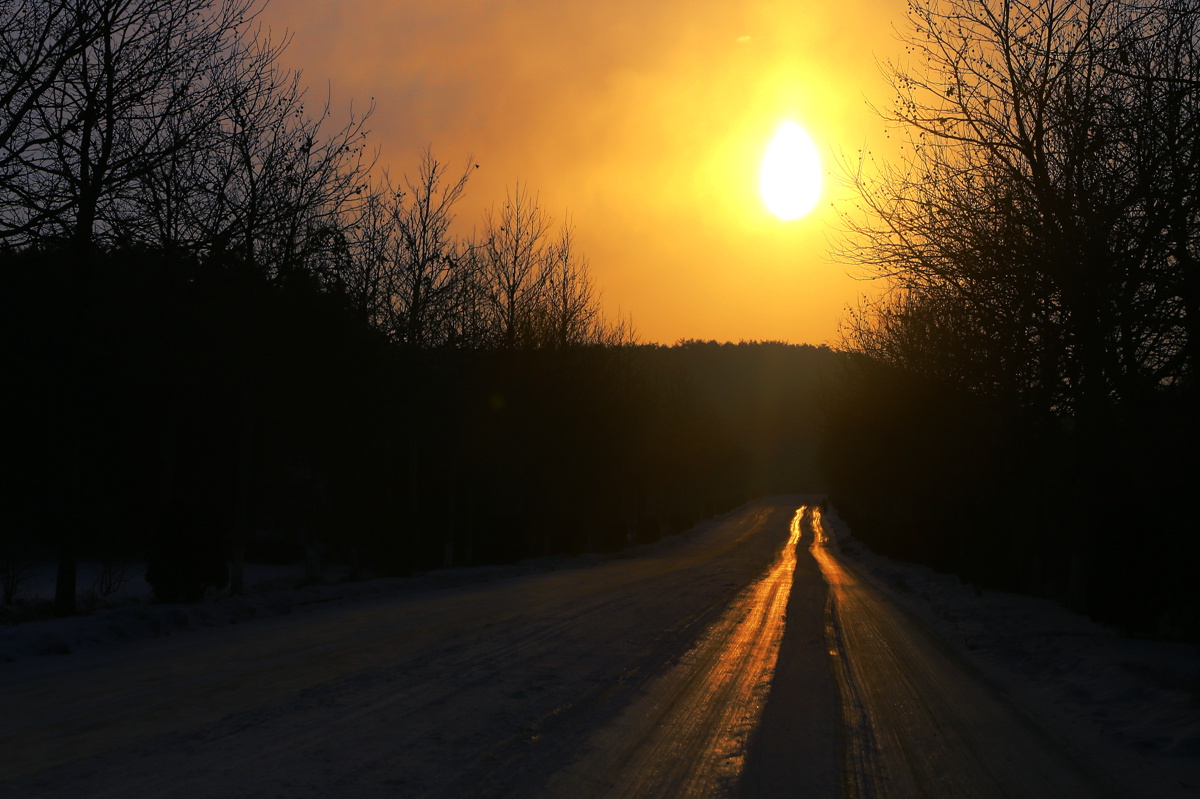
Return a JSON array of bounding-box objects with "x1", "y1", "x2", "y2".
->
[
  {"x1": 1, "y1": 499, "x2": 1117, "y2": 797},
  {"x1": 809, "y1": 506, "x2": 1118, "y2": 798}
]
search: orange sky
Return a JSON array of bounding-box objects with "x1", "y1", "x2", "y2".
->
[{"x1": 262, "y1": 0, "x2": 904, "y2": 345}]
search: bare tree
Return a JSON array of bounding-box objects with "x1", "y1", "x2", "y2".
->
[
  {"x1": 348, "y1": 150, "x2": 474, "y2": 347},
  {"x1": 0, "y1": 0, "x2": 284, "y2": 615},
  {"x1": 479, "y1": 183, "x2": 552, "y2": 348},
  {"x1": 1122, "y1": 1, "x2": 1200, "y2": 381},
  {"x1": 144, "y1": 64, "x2": 374, "y2": 283},
  {"x1": 258, "y1": 92, "x2": 374, "y2": 285},
  {"x1": 128, "y1": 25, "x2": 293, "y2": 255},
  {"x1": 837, "y1": 0, "x2": 1200, "y2": 416},
  {"x1": 534, "y1": 221, "x2": 599, "y2": 348},
  {"x1": 182, "y1": 69, "x2": 373, "y2": 596},
  {"x1": 473, "y1": 186, "x2": 633, "y2": 349},
  {"x1": 0, "y1": 0, "x2": 265, "y2": 248},
  {"x1": 0, "y1": 1, "x2": 104, "y2": 190}
]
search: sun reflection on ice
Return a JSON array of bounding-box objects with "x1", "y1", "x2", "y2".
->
[{"x1": 545, "y1": 507, "x2": 802, "y2": 795}]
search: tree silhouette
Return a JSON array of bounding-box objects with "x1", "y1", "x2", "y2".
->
[
  {"x1": 1, "y1": 3, "x2": 818, "y2": 617},
  {"x1": 838, "y1": 0, "x2": 1200, "y2": 417},
  {"x1": 0, "y1": 0, "x2": 375, "y2": 611},
  {"x1": 831, "y1": 0, "x2": 1200, "y2": 634},
  {"x1": 348, "y1": 150, "x2": 474, "y2": 347},
  {"x1": 0, "y1": 2, "x2": 110, "y2": 193},
  {"x1": 535, "y1": 221, "x2": 603, "y2": 348},
  {"x1": 479, "y1": 183, "x2": 552, "y2": 348},
  {"x1": 0, "y1": 0, "x2": 265, "y2": 248}
]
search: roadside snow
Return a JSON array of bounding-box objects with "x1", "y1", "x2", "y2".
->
[
  {"x1": 821, "y1": 506, "x2": 1200, "y2": 797},
  {"x1": 0, "y1": 535, "x2": 706, "y2": 665},
  {"x1": 1, "y1": 561, "x2": 381, "y2": 662}
]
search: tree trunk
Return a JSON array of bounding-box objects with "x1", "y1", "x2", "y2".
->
[
  {"x1": 230, "y1": 396, "x2": 253, "y2": 596},
  {"x1": 55, "y1": 239, "x2": 97, "y2": 618},
  {"x1": 53, "y1": 543, "x2": 77, "y2": 618}
]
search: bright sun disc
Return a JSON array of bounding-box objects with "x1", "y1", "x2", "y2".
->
[{"x1": 760, "y1": 121, "x2": 822, "y2": 220}]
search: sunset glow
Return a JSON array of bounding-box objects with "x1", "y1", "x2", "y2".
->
[{"x1": 260, "y1": 1, "x2": 901, "y2": 344}]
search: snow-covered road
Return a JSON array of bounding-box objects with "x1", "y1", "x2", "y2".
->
[
  {"x1": 3, "y1": 498, "x2": 1193, "y2": 797},
  {"x1": 544, "y1": 504, "x2": 838, "y2": 798},
  {"x1": 2, "y1": 500, "x2": 816, "y2": 798},
  {"x1": 812, "y1": 506, "x2": 1115, "y2": 798}
]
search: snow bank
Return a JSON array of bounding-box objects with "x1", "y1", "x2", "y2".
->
[
  {"x1": 0, "y1": 526, "x2": 711, "y2": 665},
  {"x1": 822, "y1": 506, "x2": 1200, "y2": 797}
]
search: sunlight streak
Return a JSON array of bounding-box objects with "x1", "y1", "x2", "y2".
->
[{"x1": 545, "y1": 508, "x2": 801, "y2": 794}]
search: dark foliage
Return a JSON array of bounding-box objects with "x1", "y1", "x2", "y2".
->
[
  {"x1": 0, "y1": 0, "x2": 846, "y2": 612},
  {"x1": 1, "y1": 244, "x2": 840, "y2": 598},
  {"x1": 822, "y1": 357, "x2": 1200, "y2": 639},
  {"x1": 825, "y1": 0, "x2": 1200, "y2": 640},
  {"x1": 145, "y1": 503, "x2": 230, "y2": 603}
]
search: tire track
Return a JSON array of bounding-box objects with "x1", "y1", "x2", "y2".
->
[
  {"x1": 540, "y1": 507, "x2": 803, "y2": 798},
  {"x1": 812, "y1": 507, "x2": 1120, "y2": 798},
  {"x1": 2, "y1": 501, "x2": 795, "y2": 799}
]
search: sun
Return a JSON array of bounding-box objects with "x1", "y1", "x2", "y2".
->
[{"x1": 760, "y1": 121, "x2": 822, "y2": 220}]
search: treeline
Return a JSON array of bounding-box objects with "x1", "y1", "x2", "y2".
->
[
  {"x1": 0, "y1": 0, "x2": 840, "y2": 611},
  {"x1": 0, "y1": 242, "x2": 710, "y2": 577},
  {"x1": 0, "y1": 0, "x2": 630, "y2": 352},
  {"x1": 640, "y1": 340, "x2": 838, "y2": 496},
  {"x1": 824, "y1": 0, "x2": 1200, "y2": 637},
  {"x1": 2, "y1": 245, "x2": 836, "y2": 603}
]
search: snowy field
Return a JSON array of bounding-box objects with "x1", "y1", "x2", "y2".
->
[{"x1": 821, "y1": 507, "x2": 1200, "y2": 797}]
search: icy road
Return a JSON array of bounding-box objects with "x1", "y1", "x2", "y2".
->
[{"x1": 1, "y1": 499, "x2": 1132, "y2": 797}]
